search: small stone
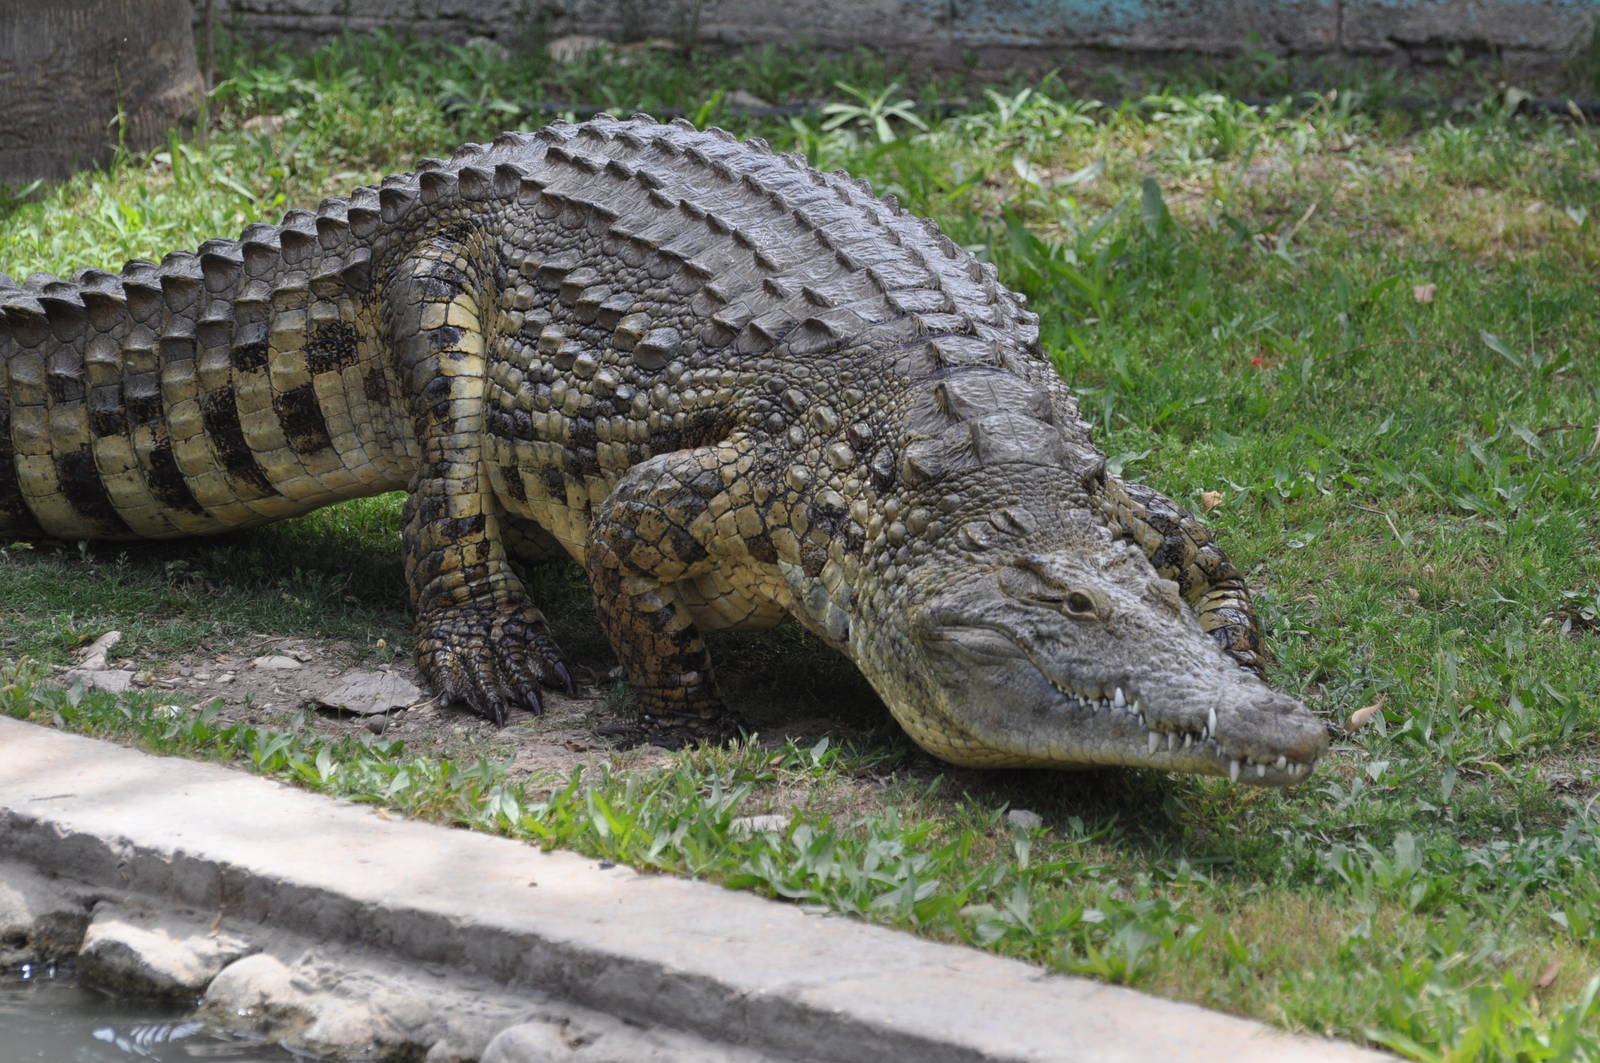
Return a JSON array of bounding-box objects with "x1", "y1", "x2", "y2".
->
[
  {"x1": 1006, "y1": 809, "x2": 1043, "y2": 830},
  {"x1": 729, "y1": 814, "x2": 791, "y2": 837},
  {"x1": 0, "y1": 864, "x2": 92, "y2": 966},
  {"x1": 75, "y1": 630, "x2": 122, "y2": 670},
  {"x1": 546, "y1": 34, "x2": 612, "y2": 63},
  {"x1": 216, "y1": 673, "x2": 235, "y2": 685},
  {"x1": 241, "y1": 114, "x2": 285, "y2": 136},
  {"x1": 726, "y1": 89, "x2": 773, "y2": 109},
  {"x1": 251, "y1": 655, "x2": 303, "y2": 670}
]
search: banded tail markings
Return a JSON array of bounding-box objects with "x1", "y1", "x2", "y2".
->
[
  {"x1": 53, "y1": 444, "x2": 133, "y2": 536},
  {"x1": 198, "y1": 385, "x2": 278, "y2": 499},
  {"x1": 0, "y1": 389, "x2": 44, "y2": 536},
  {"x1": 304, "y1": 319, "x2": 360, "y2": 374},
  {"x1": 231, "y1": 282, "x2": 333, "y2": 505},
  {"x1": 144, "y1": 428, "x2": 207, "y2": 516}
]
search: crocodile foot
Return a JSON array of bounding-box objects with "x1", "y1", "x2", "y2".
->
[{"x1": 414, "y1": 601, "x2": 574, "y2": 725}]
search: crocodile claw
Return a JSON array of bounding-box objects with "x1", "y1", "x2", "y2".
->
[{"x1": 414, "y1": 600, "x2": 572, "y2": 725}]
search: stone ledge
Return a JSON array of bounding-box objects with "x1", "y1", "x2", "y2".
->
[{"x1": 0, "y1": 718, "x2": 1395, "y2": 1062}]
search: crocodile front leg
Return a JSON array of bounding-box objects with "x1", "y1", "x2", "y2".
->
[
  {"x1": 389, "y1": 237, "x2": 572, "y2": 723},
  {"x1": 1105, "y1": 478, "x2": 1267, "y2": 677},
  {"x1": 583, "y1": 443, "x2": 765, "y2": 748}
]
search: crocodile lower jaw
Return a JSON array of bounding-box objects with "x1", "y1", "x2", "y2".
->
[{"x1": 1038, "y1": 674, "x2": 1315, "y2": 782}]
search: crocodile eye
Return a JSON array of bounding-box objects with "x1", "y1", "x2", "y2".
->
[
  {"x1": 1000, "y1": 560, "x2": 1113, "y2": 619},
  {"x1": 1053, "y1": 585, "x2": 1112, "y2": 621}
]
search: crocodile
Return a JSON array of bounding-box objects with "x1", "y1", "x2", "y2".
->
[{"x1": 0, "y1": 116, "x2": 1327, "y2": 784}]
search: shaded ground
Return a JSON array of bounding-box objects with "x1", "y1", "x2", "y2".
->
[{"x1": 52, "y1": 619, "x2": 905, "y2": 788}]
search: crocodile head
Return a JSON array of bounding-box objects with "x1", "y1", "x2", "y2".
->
[
  {"x1": 845, "y1": 414, "x2": 1327, "y2": 786},
  {"x1": 881, "y1": 526, "x2": 1326, "y2": 784}
]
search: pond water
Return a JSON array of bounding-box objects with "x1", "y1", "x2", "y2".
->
[{"x1": 1, "y1": 962, "x2": 305, "y2": 1061}]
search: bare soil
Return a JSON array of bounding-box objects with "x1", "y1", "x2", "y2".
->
[{"x1": 71, "y1": 628, "x2": 903, "y2": 787}]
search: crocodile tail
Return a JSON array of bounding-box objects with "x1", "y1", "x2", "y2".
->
[{"x1": 0, "y1": 195, "x2": 412, "y2": 541}]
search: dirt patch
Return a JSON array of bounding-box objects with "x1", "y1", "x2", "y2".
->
[{"x1": 56, "y1": 628, "x2": 902, "y2": 787}]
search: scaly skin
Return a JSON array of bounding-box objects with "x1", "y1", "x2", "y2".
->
[{"x1": 0, "y1": 116, "x2": 1327, "y2": 784}]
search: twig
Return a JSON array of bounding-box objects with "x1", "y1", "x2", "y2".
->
[
  {"x1": 1382, "y1": 511, "x2": 1409, "y2": 548},
  {"x1": 1532, "y1": 421, "x2": 1600, "y2": 455},
  {"x1": 1279, "y1": 198, "x2": 1319, "y2": 246}
]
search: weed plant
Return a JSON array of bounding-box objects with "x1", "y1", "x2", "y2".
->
[{"x1": 3, "y1": 32, "x2": 1600, "y2": 1060}]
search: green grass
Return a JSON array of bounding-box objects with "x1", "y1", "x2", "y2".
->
[{"x1": 4, "y1": 32, "x2": 1600, "y2": 1060}]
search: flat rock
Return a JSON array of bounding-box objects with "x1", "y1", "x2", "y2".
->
[
  {"x1": 78, "y1": 901, "x2": 255, "y2": 998},
  {"x1": 250, "y1": 655, "x2": 303, "y2": 670},
  {"x1": 64, "y1": 668, "x2": 136, "y2": 694},
  {"x1": 312, "y1": 670, "x2": 424, "y2": 716}
]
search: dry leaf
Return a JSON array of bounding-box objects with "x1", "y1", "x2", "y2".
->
[
  {"x1": 1535, "y1": 958, "x2": 1561, "y2": 990},
  {"x1": 1200, "y1": 490, "x2": 1224, "y2": 513},
  {"x1": 1406, "y1": 587, "x2": 1420, "y2": 600},
  {"x1": 1412, "y1": 283, "x2": 1436, "y2": 304},
  {"x1": 1346, "y1": 694, "x2": 1387, "y2": 733}
]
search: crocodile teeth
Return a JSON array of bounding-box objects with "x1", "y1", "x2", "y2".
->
[
  {"x1": 1166, "y1": 732, "x2": 1178, "y2": 752},
  {"x1": 1276, "y1": 755, "x2": 1287, "y2": 771},
  {"x1": 1257, "y1": 763, "x2": 1266, "y2": 778},
  {"x1": 1183, "y1": 733, "x2": 1193, "y2": 749},
  {"x1": 1113, "y1": 687, "x2": 1126, "y2": 708},
  {"x1": 1229, "y1": 758, "x2": 1242, "y2": 783},
  {"x1": 1207, "y1": 705, "x2": 1218, "y2": 735},
  {"x1": 1148, "y1": 731, "x2": 1161, "y2": 754}
]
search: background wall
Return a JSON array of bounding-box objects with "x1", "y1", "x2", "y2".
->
[{"x1": 193, "y1": 0, "x2": 1600, "y2": 72}]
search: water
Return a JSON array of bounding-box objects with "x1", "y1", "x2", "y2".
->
[{"x1": 0, "y1": 962, "x2": 304, "y2": 1062}]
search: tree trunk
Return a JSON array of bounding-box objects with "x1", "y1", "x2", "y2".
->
[{"x1": 0, "y1": 0, "x2": 202, "y2": 183}]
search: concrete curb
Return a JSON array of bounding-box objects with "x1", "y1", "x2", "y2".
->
[{"x1": 0, "y1": 718, "x2": 1395, "y2": 1062}]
